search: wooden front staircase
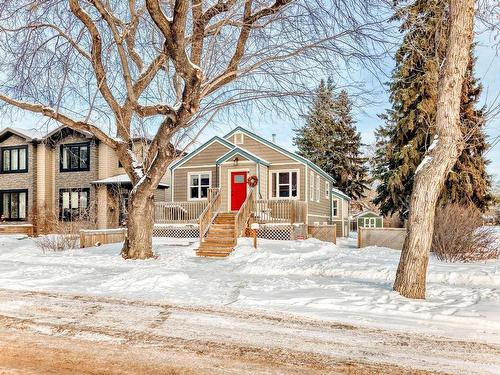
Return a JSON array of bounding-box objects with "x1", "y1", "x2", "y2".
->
[{"x1": 196, "y1": 212, "x2": 237, "y2": 257}]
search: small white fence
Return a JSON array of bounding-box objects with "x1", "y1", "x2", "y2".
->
[
  {"x1": 253, "y1": 199, "x2": 307, "y2": 224},
  {"x1": 358, "y1": 227, "x2": 406, "y2": 250},
  {"x1": 154, "y1": 201, "x2": 207, "y2": 224}
]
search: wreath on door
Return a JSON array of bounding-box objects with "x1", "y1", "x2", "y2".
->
[{"x1": 247, "y1": 175, "x2": 258, "y2": 187}]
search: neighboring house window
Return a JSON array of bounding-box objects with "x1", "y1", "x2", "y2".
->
[
  {"x1": 1, "y1": 146, "x2": 28, "y2": 173},
  {"x1": 0, "y1": 190, "x2": 28, "y2": 221},
  {"x1": 325, "y1": 182, "x2": 330, "y2": 199},
  {"x1": 309, "y1": 172, "x2": 314, "y2": 201},
  {"x1": 332, "y1": 199, "x2": 339, "y2": 217},
  {"x1": 234, "y1": 133, "x2": 244, "y2": 144},
  {"x1": 188, "y1": 172, "x2": 211, "y2": 200},
  {"x1": 363, "y1": 217, "x2": 377, "y2": 228},
  {"x1": 270, "y1": 171, "x2": 298, "y2": 198},
  {"x1": 60, "y1": 143, "x2": 90, "y2": 172},
  {"x1": 59, "y1": 188, "x2": 89, "y2": 221},
  {"x1": 315, "y1": 175, "x2": 320, "y2": 202}
]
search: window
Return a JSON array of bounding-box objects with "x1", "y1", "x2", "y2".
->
[
  {"x1": 234, "y1": 133, "x2": 244, "y2": 144},
  {"x1": 315, "y1": 175, "x2": 320, "y2": 202},
  {"x1": 325, "y1": 182, "x2": 330, "y2": 199},
  {"x1": 0, "y1": 190, "x2": 28, "y2": 221},
  {"x1": 309, "y1": 172, "x2": 314, "y2": 201},
  {"x1": 363, "y1": 217, "x2": 376, "y2": 228},
  {"x1": 332, "y1": 199, "x2": 339, "y2": 217},
  {"x1": 59, "y1": 188, "x2": 90, "y2": 221},
  {"x1": 60, "y1": 143, "x2": 90, "y2": 172},
  {"x1": 270, "y1": 171, "x2": 298, "y2": 198},
  {"x1": 188, "y1": 172, "x2": 211, "y2": 200},
  {"x1": 1, "y1": 146, "x2": 28, "y2": 173}
]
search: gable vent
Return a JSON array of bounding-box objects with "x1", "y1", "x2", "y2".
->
[{"x1": 234, "y1": 133, "x2": 244, "y2": 144}]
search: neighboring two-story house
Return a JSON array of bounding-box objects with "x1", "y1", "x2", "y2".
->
[{"x1": 0, "y1": 126, "x2": 168, "y2": 231}]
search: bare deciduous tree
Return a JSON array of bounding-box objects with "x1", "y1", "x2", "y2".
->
[
  {"x1": 393, "y1": 0, "x2": 476, "y2": 299},
  {"x1": 0, "y1": 0, "x2": 389, "y2": 259}
]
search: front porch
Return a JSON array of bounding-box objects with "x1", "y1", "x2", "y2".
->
[
  {"x1": 154, "y1": 196, "x2": 307, "y2": 226},
  {"x1": 154, "y1": 188, "x2": 312, "y2": 257}
]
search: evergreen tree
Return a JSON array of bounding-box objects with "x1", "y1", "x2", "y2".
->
[
  {"x1": 294, "y1": 80, "x2": 369, "y2": 199},
  {"x1": 372, "y1": 0, "x2": 491, "y2": 219}
]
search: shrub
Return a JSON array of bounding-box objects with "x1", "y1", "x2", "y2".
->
[
  {"x1": 432, "y1": 204, "x2": 499, "y2": 262},
  {"x1": 34, "y1": 209, "x2": 95, "y2": 252}
]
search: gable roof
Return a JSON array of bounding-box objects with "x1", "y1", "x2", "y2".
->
[
  {"x1": 332, "y1": 188, "x2": 351, "y2": 201},
  {"x1": 0, "y1": 127, "x2": 45, "y2": 142},
  {"x1": 216, "y1": 146, "x2": 270, "y2": 166},
  {"x1": 224, "y1": 126, "x2": 334, "y2": 183},
  {"x1": 170, "y1": 136, "x2": 235, "y2": 170},
  {"x1": 45, "y1": 125, "x2": 93, "y2": 141},
  {"x1": 352, "y1": 209, "x2": 380, "y2": 218}
]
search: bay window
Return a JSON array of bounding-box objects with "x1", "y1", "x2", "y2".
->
[
  {"x1": 189, "y1": 172, "x2": 211, "y2": 199},
  {"x1": 270, "y1": 171, "x2": 298, "y2": 198}
]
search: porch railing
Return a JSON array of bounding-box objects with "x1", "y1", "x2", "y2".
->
[
  {"x1": 235, "y1": 188, "x2": 255, "y2": 237},
  {"x1": 199, "y1": 188, "x2": 221, "y2": 241},
  {"x1": 253, "y1": 199, "x2": 307, "y2": 224},
  {"x1": 154, "y1": 200, "x2": 207, "y2": 224}
]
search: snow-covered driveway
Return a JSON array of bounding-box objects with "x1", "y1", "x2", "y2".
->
[{"x1": 0, "y1": 234, "x2": 499, "y2": 344}]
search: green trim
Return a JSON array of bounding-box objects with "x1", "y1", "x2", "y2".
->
[
  {"x1": 224, "y1": 127, "x2": 335, "y2": 184},
  {"x1": 331, "y1": 189, "x2": 351, "y2": 201},
  {"x1": 170, "y1": 136, "x2": 234, "y2": 171},
  {"x1": 216, "y1": 147, "x2": 270, "y2": 167}
]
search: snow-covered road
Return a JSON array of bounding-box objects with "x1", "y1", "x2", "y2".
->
[
  {"x1": 0, "y1": 234, "x2": 498, "y2": 344},
  {"x1": 0, "y1": 288, "x2": 499, "y2": 374}
]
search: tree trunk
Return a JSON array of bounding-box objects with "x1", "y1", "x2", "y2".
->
[
  {"x1": 121, "y1": 189, "x2": 155, "y2": 260},
  {"x1": 393, "y1": 0, "x2": 475, "y2": 299}
]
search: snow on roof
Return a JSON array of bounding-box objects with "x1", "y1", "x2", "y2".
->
[
  {"x1": 331, "y1": 187, "x2": 351, "y2": 201},
  {"x1": 0, "y1": 127, "x2": 45, "y2": 141},
  {"x1": 92, "y1": 174, "x2": 169, "y2": 188},
  {"x1": 352, "y1": 209, "x2": 381, "y2": 218}
]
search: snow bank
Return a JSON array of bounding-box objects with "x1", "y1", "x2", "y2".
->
[{"x1": 0, "y1": 233, "x2": 499, "y2": 343}]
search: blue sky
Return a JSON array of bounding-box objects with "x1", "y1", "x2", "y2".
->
[
  {"x1": 202, "y1": 32, "x2": 499, "y2": 181},
  {"x1": 1, "y1": 22, "x2": 499, "y2": 181}
]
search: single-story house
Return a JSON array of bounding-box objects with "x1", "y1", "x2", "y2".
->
[{"x1": 168, "y1": 126, "x2": 351, "y2": 239}]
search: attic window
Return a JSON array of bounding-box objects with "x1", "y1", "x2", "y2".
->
[{"x1": 234, "y1": 133, "x2": 244, "y2": 144}]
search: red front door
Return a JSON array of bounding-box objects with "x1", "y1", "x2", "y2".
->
[{"x1": 231, "y1": 171, "x2": 247, "y2": 211}]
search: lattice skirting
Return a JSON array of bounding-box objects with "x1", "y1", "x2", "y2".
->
[
  {"x1": 254, "y1": 224, "x2": 308, "y2": 241},
  {"x1": 308, "y1": 225, "x2": 336, "y2": 243},
  {"x1": 153, "y1": 225, "x2": 199, "y2": 238}
]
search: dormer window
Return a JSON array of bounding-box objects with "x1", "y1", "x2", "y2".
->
[
  {"x1": 234, "y1": 133, "x2": 244, "y2": 145},
  {"x1": 1, "y1": 146, "x2": 28, "y2": 173},
  {"x1": 60, "y1": 142, "x2": 90, "y2": 172}
]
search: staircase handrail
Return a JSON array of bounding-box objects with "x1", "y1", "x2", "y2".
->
[
  {"x1": 234, "y1": 188, "x2": 255, "y2": 238},
  {"x1": 199, "y1": 188, "x2": 221, "y2": 241}
]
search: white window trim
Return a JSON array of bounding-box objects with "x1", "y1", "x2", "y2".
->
[
  {"x1": 363, "y1": 217, "x2": 377, "y2": 228},
  {"x1": 269, "y1": 169, "x2": 300, "y2": 200},
  {"x1": 325, "y1": 181, "x2": 330, "y2": 199},
  {"x1": 332, "y1": 198, "x2": 339, "y2": 218},
  {"x1": 309, "y1": 171, "x2": 314, "y2": 202},
  {"x1": 187, "y1": 171, "x2": 212, "y2": 201},
  {"x1": 315, "y1": 175, "x2": 320, "y2": 202}
]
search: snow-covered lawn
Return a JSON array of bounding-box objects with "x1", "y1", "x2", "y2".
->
[{"x1": 0, "y1": 234, "x2": 499, "y2": 343}]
